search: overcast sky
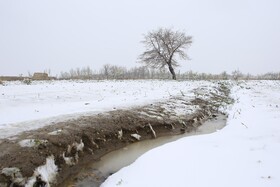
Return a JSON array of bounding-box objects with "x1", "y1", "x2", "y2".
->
[{"x1": 0, "y1": 0, "x2": 280, "y2": 76}]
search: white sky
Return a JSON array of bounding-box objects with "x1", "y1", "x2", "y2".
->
[{"x1": 0, "y1": 0, "x2": 280, "y2": 76}]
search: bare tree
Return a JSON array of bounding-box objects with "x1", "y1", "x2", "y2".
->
[
  {"x1": 139, "y1": 28, "x2": 192, "y2": 80},
  {"x1": 232, "y1": 69, "x2": 243, "y2": 80},
  {"x1": 103, "y1": 64, "x2": 110, "y2": 79},
  {"x1": 220, "y1": 71, "x2": 229, "y2": 80},
  {"x1": 27, "y1": 71, "x2": 33, "y2": 78}
]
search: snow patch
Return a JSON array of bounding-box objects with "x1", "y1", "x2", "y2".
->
[
  {"x1": 118, "y1": 129, "x2": 123, "y2": 140},
  {"x1": 62, "y1": 152, "x2": 76, "y2": 166},
  {"x1": 74, "y1": 139, "x2": 84, "y2": 152},
  {"x1": 26, "y1": 155, "x2": 58, "y2": 187},
  {"x1": 130, "y1": 134, "x2": 141, "y2": 141},
  {"x1": 19, "y1": 139, "x2": 48, "y2": 148},
  {"x1": 62, "y1": 140, "x2": 84, "y2": 166},
  {"x1": 48, "y1": 129, "x2": 62, "y2": 135}
]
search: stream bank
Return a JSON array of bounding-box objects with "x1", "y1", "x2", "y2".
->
[
  {"x1": 0, "y1": 82, "x2": 233, "y2": 187},
  {"x1": 69, "y1": 114, "x2": 227, "y2": 187}
]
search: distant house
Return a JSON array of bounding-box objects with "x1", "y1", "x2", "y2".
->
[
  {"x1": 32, "y1": 72, "x2": 49, "y2": 80},
  {"x1": 0, "y1": 76, "x2": 25, "y2": 81}
]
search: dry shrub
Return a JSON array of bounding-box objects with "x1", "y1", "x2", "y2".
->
[{"x1": 23, "y1": 78, "x2": 32, "y2": 85}]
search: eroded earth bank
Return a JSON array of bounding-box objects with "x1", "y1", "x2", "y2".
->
[{"x1": 0, "y1": 82, "x2": 233, "y2": 187}]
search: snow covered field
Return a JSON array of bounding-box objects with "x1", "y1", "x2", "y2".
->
[
  {"x1": 1, "y1": 80, "x2": 279, "y2": 187},
  {"x1": 102, "y1": 81, "x2": 280, "y2": 187},
  {"x1": 0, "y1": 80, "x2": 217, "y2": 139}
]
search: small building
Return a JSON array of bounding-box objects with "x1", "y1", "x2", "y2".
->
[
  {"x1": 0, "y1": 76, "x2": 25, "y2": 81},
  {"x1": 32, "y1": 73, "x2": 49, "y2": 80}
]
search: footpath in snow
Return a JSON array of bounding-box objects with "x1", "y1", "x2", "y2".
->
[{"x1": 102, "y1": 81, "x2": 280, "y2": 187}]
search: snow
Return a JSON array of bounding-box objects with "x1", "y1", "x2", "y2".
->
[
  {"x1": 18, "y1": 139, "x2": 48, "y2": 148},
  {"x1": 25, "y1": 155, "x2": 58, "y2": 187},
  {"x1": 130, "y1": 134, "x2": 141, "y2": 141},
  {"x1": 0, "y1": 80, "x2": 217, "y2": 139},
  {"x1": 101, "y1": 81, "x2": 280, "y2": 187},
  {"x1": 3, "y1": 79, "x2": 279, "y2": 186}
]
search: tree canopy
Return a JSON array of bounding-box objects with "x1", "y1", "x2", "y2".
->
[{"x1": 139, "y1": 28, "x2": 192, "y2": 80}]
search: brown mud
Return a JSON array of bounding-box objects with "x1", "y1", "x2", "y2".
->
[{"x1": 0, "y1": 82, "x2": 233, "y2": 187}]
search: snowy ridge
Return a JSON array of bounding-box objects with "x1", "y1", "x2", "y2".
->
[{"x1": 0, "y1": 80, "x2": 217, "y2": 139}]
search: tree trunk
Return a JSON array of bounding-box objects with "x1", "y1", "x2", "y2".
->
[{"x1": 168, "y1": 63, "x2": 176, "y2": 80}]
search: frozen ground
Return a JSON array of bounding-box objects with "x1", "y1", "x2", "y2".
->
[
  {"x1": 0, "y1": 80, "x2": 217, "y2": 139},
  {"x1": 102, "y1": 81, "x2": 280, "y2": 187}
]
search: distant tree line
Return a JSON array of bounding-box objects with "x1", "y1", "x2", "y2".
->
[{"x1": 58, "y1": 65, "x2": 280, "y2": 80}]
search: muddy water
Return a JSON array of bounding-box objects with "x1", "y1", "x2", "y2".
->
[{"x1": 72, "y1": 114, "x2": 227, "y2": 187}]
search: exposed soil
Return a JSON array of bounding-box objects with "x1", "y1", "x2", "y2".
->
[{"x1": 0, "y1": 82, "x2": 233, "y2": 187}]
